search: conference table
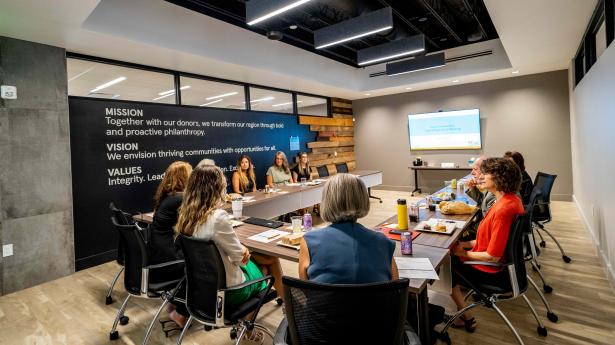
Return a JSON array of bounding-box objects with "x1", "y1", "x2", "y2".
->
[
  {"x1": 134, "y1": 170, "x2": 383, "y2": 223},
  {"x1": 372, "y1": 193, "x2": 477, "y2": 345},
  {"x1": 133, "y1": 169, "x2": 474, "y2": 345},
  {"x1": 409, "y1": 166, "x2": 472, "y2": 196}
]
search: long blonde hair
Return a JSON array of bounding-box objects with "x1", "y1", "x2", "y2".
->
[
  {"x1": 296, "y1": 152, "x2": 310, "y2": 177},
  {"x1": 236, "y1": 154, "x2": 256, "y2": 192},
  {"x1": 176, "y1": 165, "x2": 227, "y2": 236},
  {"x1": 153, "y1": 161, "x2": 192, "y2": 211}
]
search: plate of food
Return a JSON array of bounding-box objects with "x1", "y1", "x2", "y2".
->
[
  {"x1": 276, "y1": 232, "x2": 303, "y2": 250},
  {"x1": 414, "y1": 219, "x2": 457, "y2": 235}
]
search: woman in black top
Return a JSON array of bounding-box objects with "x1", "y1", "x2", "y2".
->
[
  {"x1": 232, "y1": 154, "x2": 257, "y2": 194},
  {"x1": 504, "y1": 151, "x2": 534, "y2": 204},
  {"x1": 149, "y1": 161, "x2": 192, "y2": 326},
  {"x1": 149, "y1": 161, "x2": 192, "y2": 264},
  {"x1": 291, "y1": 152, "x2": 312, "y2": 182}
]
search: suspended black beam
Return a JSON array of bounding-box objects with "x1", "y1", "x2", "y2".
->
[
  {"x1": 417, "y1": 0, "x2": 463, "y2": 43},
  {"x1": 376, "y1": 0, "x2": 441, "y2": 49},
  {"x1": 461, "y1": 0, "x2": 488, "y2": 40}
]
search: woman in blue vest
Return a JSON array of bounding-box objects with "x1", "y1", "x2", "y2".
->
[{"x1": 298, "y1": 173, "x2": 398, "y2": 283}]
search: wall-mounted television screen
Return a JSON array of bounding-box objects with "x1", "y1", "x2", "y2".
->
[{"x1": 407, "y1": 109, "x2": 482, "y2": 150}]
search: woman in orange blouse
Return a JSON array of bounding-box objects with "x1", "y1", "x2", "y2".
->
[{"x1": 449, "y1": 157, "x2": 524, "y2": 332}]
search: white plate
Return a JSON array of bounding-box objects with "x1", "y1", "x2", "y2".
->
[
  {"x1": 276, "y1": 240, "x2": 300, "y2": 250},
  {"x1": 414, "y1": 219, "x2": 456, "y2": 235}
]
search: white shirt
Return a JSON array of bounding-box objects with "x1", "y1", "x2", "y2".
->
[{"x1": 192, "y1": 209, "x2": 246, "y2": 287}]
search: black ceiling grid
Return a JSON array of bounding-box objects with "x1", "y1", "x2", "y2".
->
[{"x1": 165, "y1": 0, "x2": 499, "y2": 67}]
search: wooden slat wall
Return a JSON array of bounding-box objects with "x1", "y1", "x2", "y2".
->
[{"x1": 302, "y1": 98, "x2": 355, "y2": 175}]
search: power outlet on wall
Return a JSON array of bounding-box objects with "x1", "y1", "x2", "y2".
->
[{"x1": 2, "y1": 244, "x2": 13, "y2": 257}]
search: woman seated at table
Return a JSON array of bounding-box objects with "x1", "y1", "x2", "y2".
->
[
  {"x1": 291, "y1": 152, "x2": 312, "y2": 183},
  {"x1": 232, "y1": 154, "x2": 257, "y2": 194},
  {"x1": 148, "y1": 161, "x2": 192, "y2": 325},
  {"x1": 149, "y1": 161, "x2": 192, "y2": 264},
  {"x1": 298, "y1": 173, "x2": 398, "y2": 283},
  {"x1": 266, "y1": 151, "x2": 292, "y2": 187},
  {"x1": 176, "y1": 165, "x2": 284, "y2": 329},
  {"x1": 449, "y1": 158, "x2": 524, "y2": 332},
  {"x1": 504, "y1": 151, "x2": 534, "y2": 205}
]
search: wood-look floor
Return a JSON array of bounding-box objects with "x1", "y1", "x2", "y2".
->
[{"x1": 1, "y1": 190, "x2": 614, "y2": 345}]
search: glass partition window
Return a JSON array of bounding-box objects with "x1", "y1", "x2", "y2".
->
[
  {"x1": 249, "y1": 87, "x2": 293, "y2": 114},
  {"x1": 297, "y1": 94, "x2": 328, "y2": 116},
  {"x1": 67, "y1": 58, "x2": 176, "y2": 104},
  {"x1": 180, "y1": 77, "x2": 246, "y2": 109}
]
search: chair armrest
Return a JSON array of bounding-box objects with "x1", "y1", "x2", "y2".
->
[
  {"x1": 220, "y1": 275, "x2": 274, "y2": 292},
  {"x1": 463, "y1": 261, "x2": 505, "y2": 267},
  {"x1": 144, "y1": 259, "x2": 185, "y2": 270},
  {"x1": 273, "y1": 317, "x2": 289, "y2": 345}
]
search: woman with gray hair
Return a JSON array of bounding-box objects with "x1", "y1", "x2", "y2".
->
[{"x1": 298, "y1": 173, "x2": 398, "y2": 283}]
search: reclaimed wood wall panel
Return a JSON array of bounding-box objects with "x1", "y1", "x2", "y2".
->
[{"x1": 304, "y1": 98, "x2": 355, "y2": 172}]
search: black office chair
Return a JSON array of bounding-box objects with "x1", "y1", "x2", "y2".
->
[
  {"x1": 316, "y1": 165, "x2": 329, "y2": 178},
  {"x1": 106, "y1": 203, "x2": 148, "y2": 305},
  {"x1": 522, "y1": 190, "x2": 558, "y2": 322},
  {"x1": 108, "y1": 218, "x2": 185, "y2": 344},
  {"x1": 335, "y1": 162, "x2": 349, "y2": 173},
  {"x1": 440, "y1": 213, "x2": 548, "y2": 345},
  {"x1": 532, "y1": 172, "x2": 571, "y2": 263},
  {"x1": 174, "y1": 235, "x2": 277, "y2": 345},
  {"x1": 273, "y1": 276, "x2": 419, "y2": 345}
]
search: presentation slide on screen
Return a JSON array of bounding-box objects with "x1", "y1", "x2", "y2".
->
[{"x1": 407, "y1": 109, "x2": 481, "y2": 150}]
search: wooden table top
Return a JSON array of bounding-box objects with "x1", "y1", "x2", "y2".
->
[
  {"x1": 134, "y1": 170, "x2": 383, "y2": 224},
  {"x1": 375, "y1": 190, "x2": 477, "y2": 250},
  {"x1": 232, "y1": 222, "x2": 447, "y2": 293}
]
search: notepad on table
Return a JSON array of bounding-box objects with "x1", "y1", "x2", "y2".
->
[
  {"x1": 394, "y1": 257, "x2": 439, "y2": 280},
  {"x1": 247, "y1": 229, "x2": 290, "y2": 243}
]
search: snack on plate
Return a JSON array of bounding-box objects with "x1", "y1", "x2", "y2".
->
[
  {"x1": 438, "y1": 201, "x2": 477, "y2": 215},
  {"x1": 435, "y1": 224, "x2": 447, "y2": 232},
  {"x1": 281, "y1": 233, "x2": 304, "y2": 246}
]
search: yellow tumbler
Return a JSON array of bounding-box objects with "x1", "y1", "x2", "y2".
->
[{"x1": 397, "y1": 199, "x2": 408, "y2": 230}]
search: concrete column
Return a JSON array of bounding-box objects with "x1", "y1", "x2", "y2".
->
[{"x1": 0, "y1": 36, "x2": 74, "y2": 294}]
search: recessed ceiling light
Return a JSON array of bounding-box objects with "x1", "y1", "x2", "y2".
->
[
  {"x1": 405, "y1": 87, "x2": 413, "y2": 90},
  {"x1": 289, "y1": 25, "x2": 298, "y2": 30},
  {"x1": 249, "y1": 96, "x2": 275, "y2": 103},
  {"x1": 418, "y1": 17, "x2": 428, "y2": 22},
  {"x1": 440, "y1": 37, "x2": 448, "y2": 42},
  {"x1": 158, "y1": 85, "x2": 190, "y2": 96},
  {"x1": 247, "y1": 0, "x2": 312, "y2": 26},
  {"x1": 512, "y1": 70, "x2": 520, "y2": 74},
  {"x1": 364, "y1": 93, "x2": 371, "y2": 96},
  {"x1": 452, "y1": 80, "x2": 460, "y2": 83},
  {"x1": 200, "y1": 99, "x2": 223, "y2": 107},
  {"x1": 90, "y1": 76, "x2": 126, "y2": 93},
  {"x1": 273, "y1": 101, "x2": 302, "y2": 107},
  {"x1": 153, "y1": 92, "x2": 176, "y2": 101},
  {"x1": 206, "y1": 91, "x2": 238, "y2": 100}
]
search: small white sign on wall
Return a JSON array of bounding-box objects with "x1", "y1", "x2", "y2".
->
[{"x1": 1, "y1": 85, "x2": 17, "y2": 99}]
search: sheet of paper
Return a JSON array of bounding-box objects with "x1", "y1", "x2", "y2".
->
[
  {"x1": 395, "y1": 257, "x2": 433, "y2": 270},
  {"x1": 394, "y1": 257, "x2": 440, "y2": 280},
  {"x1": 398, "y1": 269, "x2": 440, "y2": 280},
  {"x1": 247, "y1": 229, "x2": 290, "y2": 243}
]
